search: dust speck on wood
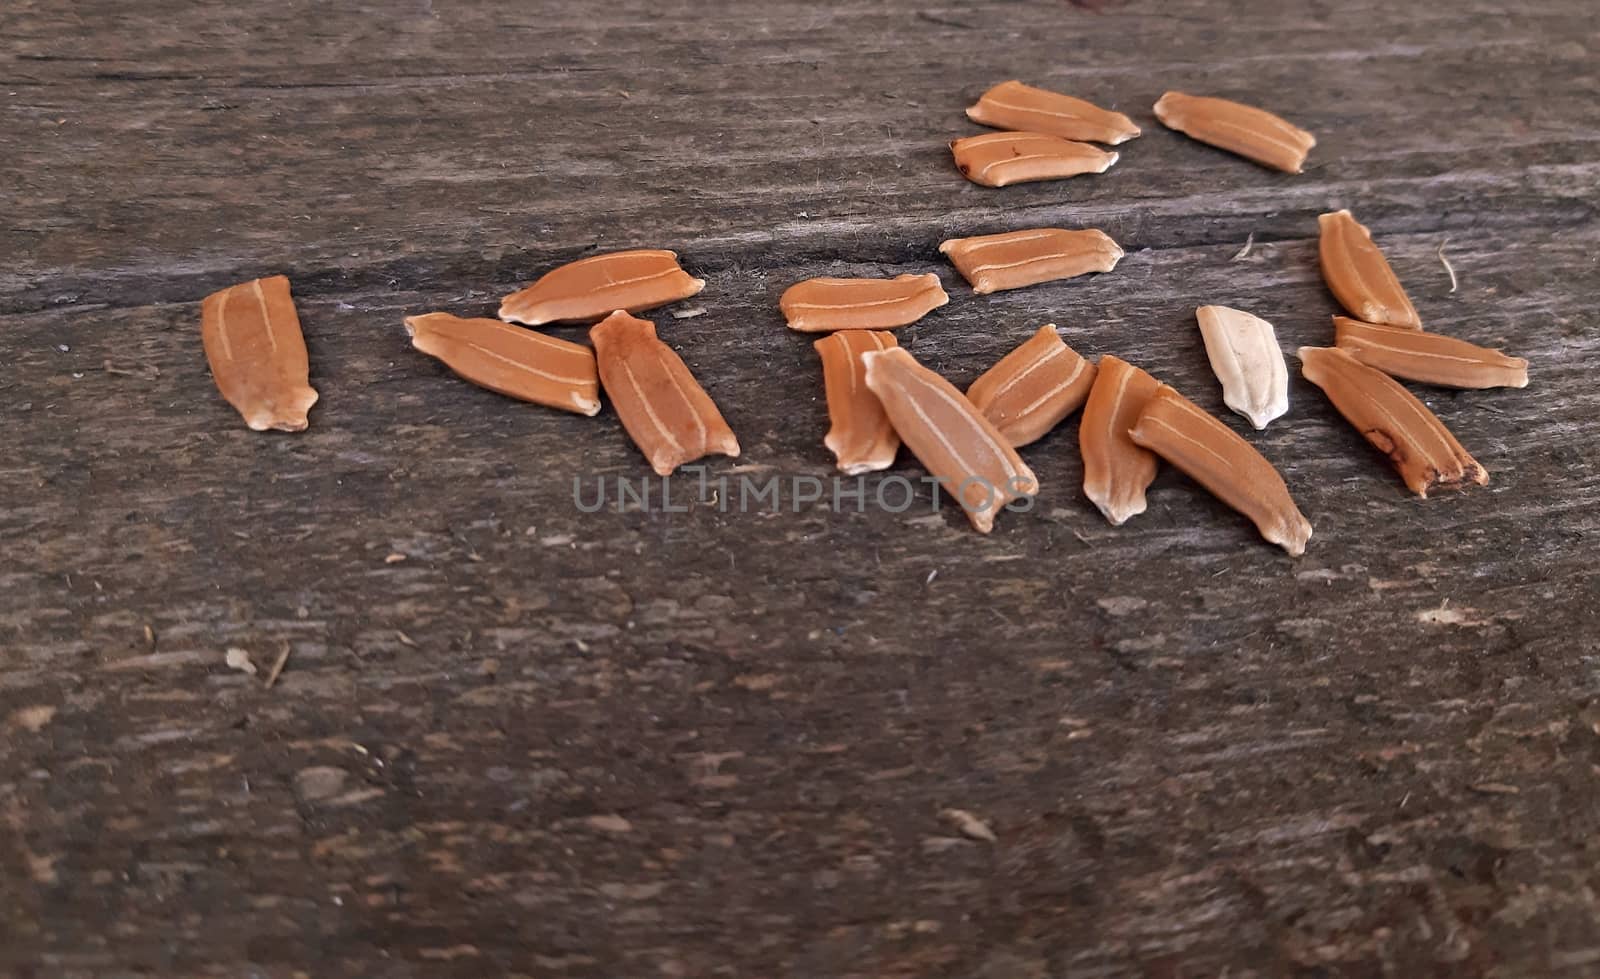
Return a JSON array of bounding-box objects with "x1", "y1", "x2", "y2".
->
[
  {"x1": 940, "y1": 808, "x2": 997, "y2": 842},
  {"x1": 224, "y1": 647, "x2": 257, "y2": 676},
  {"x1": 585, "y1": 814, "x2": 634, "y2": 834}
]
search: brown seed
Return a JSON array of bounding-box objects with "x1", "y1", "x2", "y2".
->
[
  {"x1": 200, "y1": 274, "x2": 319, "y2": 432},
  {"x1": 590, "y1": 310, "x2": 739, "y2": 476},
  {"x1": 862, "y1": 346, "x2": 1038, "y2": 534},
  {"x1": 779, "y1": 273, "x2": 948, "y2": 333},
  {"x1": 939, "y1": 228, "x2": 1122, "y2": 295},
  {"x1": 1152, "y1": 91, "x2": 1316, "y2": 174},
  {"x1": 966, "y1": 80, "x2": 1141, "y2": 145},
  {"x1": 403, "y1": 312, "x2": 600, "y2": 416},
  {"x1": 1129, "y1": 387, "x2": 1313, "y2": 557},
  {"x1": 813, "y1": 330, "x2": 901, "y2": 474},
  {"x1": 499, "y1": 249, "x2": 705, "y2": 326},
  {"x1": 966, "y1": 325, "x2": 1097, "y2": 448},
  {"x1": 1318, "y1": 210, "x2": 1421, "y2": 329},
  {"x1": 1299, "y1": 346, "x2": 1487, "y2": 497},
  {"x1": 1333, "y1": 316, "x2": 1528, "y2": 389},
  {"x1": 949, "y1": 132, "x2": 1119, "y2": 188},
  {"x1": 1079, "y1": 355, "x2": 1162, "y2": 525}
]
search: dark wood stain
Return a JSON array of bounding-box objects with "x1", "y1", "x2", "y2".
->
[{"x1": 2, "y1": 0, "x2": 1598, "y2": 975}]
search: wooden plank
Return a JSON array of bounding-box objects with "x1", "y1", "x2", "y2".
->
[{"x1": 3, "y1": 0, "x2": 1599, "y2": 975}]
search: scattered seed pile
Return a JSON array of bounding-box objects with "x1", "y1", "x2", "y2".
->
[{"x1": 197, "y1": 80, "x2": 1530, "y2": 555}]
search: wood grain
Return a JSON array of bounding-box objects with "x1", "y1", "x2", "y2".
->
[{"x1": 3, "y1": 0, "x2": 1599, "y2": 976}]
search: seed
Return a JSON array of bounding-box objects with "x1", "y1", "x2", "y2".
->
[
  {"x1": 939, "y1": 228, "x2": 1122, "y2": 295},
  {"x1": 949, "y1": 132, "x2": 1118, "y2": 188},
  {"x1": 200, "y1": 275, "x2": 319, "y2": 432},
  {"x1": 861, "y1": 347, "x2": 1038, "y2": 534},
  {"x1": 779, "y1": 273, "x2": 948, "y2": 333},
  {"x1": 1079, "y1": 355, "x2": 1163, "y2": 526},
  {"x1": 1299, "y1": 346, "x2": 1487, "y2": 497},
  {"x1": 404, "y1": 312, "x2": 600, "y2": 416},
  {"x1": 966, "y1": 324, "x2": 1097, "y2": 448},
  {"x1": 813, "y1": 330, "x2": 901, "y2": 474},
  {"x1": 1195, "y1": 305, "x2": 1289, "y2": 430},
  {"x1": 1318, "y1": 210, "x2": 1421, "y2": 329},
  {"x1": 1152, "y1": 92, "x2": 1316, "y2": 173},
  {"x1": 590, "y1": 310, "x2": 739, "y2": 476},
  {"x1": 1333, "y1": 316, "x2": 1528, "y2": 389},
  {"x1": 966, "y1": 80, "x2": 1141, "y2": 145},
  {"x1": 1129, "y1": 387, "x2": 1313, "y2": 556},
  {"x1": 499, "y1": 249, "x2": 705, "y2": 326}
]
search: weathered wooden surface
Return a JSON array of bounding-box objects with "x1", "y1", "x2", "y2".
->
[{"x1": 3, "y1": 0, "x2": 1599, "y2": 975}]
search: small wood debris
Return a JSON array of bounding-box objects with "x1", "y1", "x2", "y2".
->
[
  {"x1": 1096, "y1": 596, "x2": 1148, "y2": 617},
  {"x1": 384, "y1": 552, "x2": 407, "y2": 564},
  {"x1": 940, "y1": 808, "x2": 998, "y2": 842},
  {"x1": 733, "y1": 673, "x2": 779, "y2": 691},
  {"x1": 225, "y1": 647, "x2": 258, "y2": 676},
  {"x1": 585, "y1": 814, "x2": 634, "y2": 834},
  {"x1": 104, "y1": 359, "x2": 161, "y2": 379},
  {"x1": 264, "y1": 642, "x2": 292, "y2": 688},
  {"x1": 1470, "y1": 782, "x2": 1520, "y2": 795},
  {"x1": 9, "y1": 705, "x2": 57, "y2": 732},
  {"x1": 669, "y1": 307, "x2": 707, "y2": 320},
  {"x1": 1437, "y1": 238, "x2": 1459, "y2": 293},
  {"x1": 1230, "y1": 232, "x2": 1255, "y2": 261}
]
